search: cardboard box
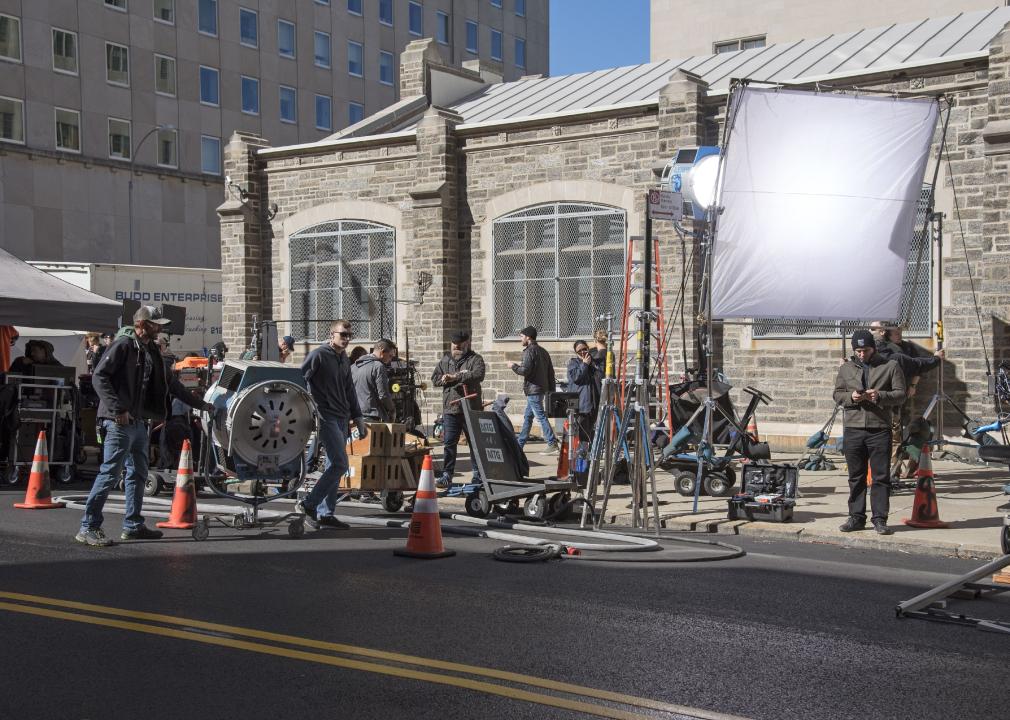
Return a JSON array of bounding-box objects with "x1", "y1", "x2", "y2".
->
[{"x1": 349, "y1": 423, "x2": 390, "y2": 457}]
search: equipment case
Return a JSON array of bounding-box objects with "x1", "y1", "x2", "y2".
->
[{"x1": 727, "y1": 463, "x2": 798, "y2": 522}]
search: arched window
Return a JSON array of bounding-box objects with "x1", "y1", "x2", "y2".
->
[
  {"x1": 288, "y1": 220, "x2": 395, "y2": 342},
  {"x1": 492, "y1": 202, "x2": 626, "y2": 339}
]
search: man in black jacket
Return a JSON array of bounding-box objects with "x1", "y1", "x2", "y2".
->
[
  {"x1": 511, "y1": 326, "x2": 559, "y2": 453},
  {"x1": 77, "y1": 306, "x2": 213, "y2": 547},
  {"x1": 567, "y1": 340, "x2": 602, "y2": 442},
  {"x1": 431, "y1": 331, "x2": 485, "y2": 489}
]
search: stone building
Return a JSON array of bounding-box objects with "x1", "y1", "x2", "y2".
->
[{"x1": 221, "y1": 9, "x2": 1010, "y2": 445}]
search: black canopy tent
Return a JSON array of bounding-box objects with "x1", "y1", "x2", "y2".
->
[{"x1": 0, "y1": 248, "x2": 121, "y2": 332}]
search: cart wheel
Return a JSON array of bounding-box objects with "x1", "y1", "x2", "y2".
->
[
  {"x1": 5, "y1": 466, "x2": 20, "y2": 486},
  {"x1": 144, "y1": 472, "x2": 164, "y2": 497},
  {"x1": 288, "y1": 519, "x2": 305, "y2": 539},
  {"x1": 674, "y1": 472, "x2": 698, "y2": 497},
  {"x1": 703, "y1": 471, "x2": 736, "y2": 498},
  {"x1": 547, "y1": 492, "x2": 571, "y2": 519},
  {"x1": 75, "y1": 446, "x2": 88, "y2": 465},
  {"x1": 464, "y1": 489, "x2": 491, "y2": 518},
  {"x1": 381, "y1": 491, "x2": 404, "y2": 513},
  {"x1": 192, "y1": 518, "x2": 210, "y2": 541},
  {"x1": 58, "y1": 466, "x2": 75, "y2": 484},
  {"x1": 523, "y1": 494, "x2": 546, "y2": 521},
  {"x1": 1001, "y1": 522, "x2": 1010, "y2": 556}
]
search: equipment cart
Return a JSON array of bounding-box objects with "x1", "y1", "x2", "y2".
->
[{"x1": 4, "y1": 368, "x2": 81, "y2": 484}]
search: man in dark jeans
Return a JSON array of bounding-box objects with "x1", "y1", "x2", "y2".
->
[
  {"x1": 78, "y1": 306, "x2": 213, "y2": 547},
  {"x1": 512, "y1": 326, "x2": 559, "y2": 453},
  {"x1": 566, "y1": 340, "x2": 602, "y2": 443},
  {"x1": 833, "y1": 329, "x2": 907, "y2": 535},
  {"x1": 431, "y1": 331, "x2": 485, "y2": 490},
  {"x1": 299, "y1": 319, "x2": 368, "y2": 529}
]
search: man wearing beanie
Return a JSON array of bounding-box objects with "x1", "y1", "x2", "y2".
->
[
  {"x1": 511, "y1": 326, "x2": 559, "y2": 453},
  {"x1": 832, "y1": 329, "x2": 907, "y2": 535},
  {"x1": 432, "y1": 331, "x2": 485, "y2": 489}
]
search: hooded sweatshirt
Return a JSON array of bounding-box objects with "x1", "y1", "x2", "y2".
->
[{"x1": 351, "y1": 353, "x2": 394, "y2": 421}]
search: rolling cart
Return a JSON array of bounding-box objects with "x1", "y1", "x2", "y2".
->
[{"x1": 4, "y1": 368, "x2": 81, "y2": 485}]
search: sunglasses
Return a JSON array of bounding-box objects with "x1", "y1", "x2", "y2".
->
[{"x1": 333, "y1": 331, "x2": 353, "y2": 339}]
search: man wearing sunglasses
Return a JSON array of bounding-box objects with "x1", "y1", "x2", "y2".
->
[{"x1": 299, "y1": 319, "x2": 368, "y2": 529}]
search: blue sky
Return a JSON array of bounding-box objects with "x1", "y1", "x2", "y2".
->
[{"x1": 549, "y1": 0, "x2": 650, "y2": 76}]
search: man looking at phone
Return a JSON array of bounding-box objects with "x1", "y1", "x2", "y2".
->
[{"x1": 833, "y1": 329, "x2": 907, "y2": 535}]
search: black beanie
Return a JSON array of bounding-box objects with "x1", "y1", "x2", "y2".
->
[
  {"x1": 851, "y1": 329, "x2": 875, "y2": 350},
  {"x1": 520, "y1": 326, "x2": 537, "y2": 340}
]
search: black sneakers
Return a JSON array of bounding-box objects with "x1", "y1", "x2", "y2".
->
[
  {"x1": 839, "y1": 517, "x2": 866, "y2": 532},
  {"x1": 296, "y1": 500, "x2": 319, "y2": 529},
  {"x1": 317, "y1": 515, "x2": 350, "y2": 529},
  {"x1": 872, "y1": 519, "x2": 894, "y2": 535},
  {"x1": 75, "y1": 528, "x2": 115, "y2": 547},
  {"x1": 120, "y1": 525, "x2": 164, "y2": 541}
]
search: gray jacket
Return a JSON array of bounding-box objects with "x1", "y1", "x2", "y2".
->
[
  {"x1": 832, "y1": 354, "x2": 906, "y2": 431},
  {"x1": 351, "y1": 353, "x2": 394, "y2": 421},
  {"x1": 432, "y1": 349, "x2": 485, "y2": 415}
]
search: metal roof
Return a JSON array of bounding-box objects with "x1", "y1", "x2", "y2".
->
[{"x1": 451, "y1": 7, "x2": 1010, "y2": 125}]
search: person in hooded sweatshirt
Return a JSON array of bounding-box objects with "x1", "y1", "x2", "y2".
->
[{"x1": 351, "y1": 339, "x2": 396, "y2": 422}]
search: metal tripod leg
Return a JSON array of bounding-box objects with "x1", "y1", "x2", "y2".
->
[{"x1": 594, "y1": 392, "x2": 637, "y2": 530}]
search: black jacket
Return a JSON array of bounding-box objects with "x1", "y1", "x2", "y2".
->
[
  {"x1": 511, "y1": 342, "x2": 557, "y2": 396},
  {"x1": 875, "y1": 339, "x2": 938, "y2": 382},
  {"x1": 432, "y1": 349, "x2": 485, "y2": 415},
  {"x1": 301, "y1": 343, "x2": 362, "y2": 420},
  {"x1": 93, "y1": 335, "x2": 170, "y2": 421},
  {"x1": 566, "y1": 356, "x2": 601, "y2": 414}
]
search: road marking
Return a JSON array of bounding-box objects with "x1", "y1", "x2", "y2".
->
[{"x1": 0, "y1": 591, "x2": 749, "y2": 720}]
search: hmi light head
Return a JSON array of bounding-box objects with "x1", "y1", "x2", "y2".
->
[{"x1": 661, "y1": 146, "x2": 720, "y2": 220}]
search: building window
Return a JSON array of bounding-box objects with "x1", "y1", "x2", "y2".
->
[
  {"x1": 348, "y1": 102, "x2": 364, "y2": 124},
  {"x1": 314, "y1": 31, "x2": 331, "y2": 68},
  {"x1": 378, "y1": 0, "x2": 393, "y2": 26},
  {"x1": 198, "y1": 0, "x2": 217, "y2": 36},
  {"x1": 465, "y1": 21, "x2": 478, "y2": 53},
  {"x1": 289, "y1": 220, "x2": 396, "y2": 342},
  {"x1": 55, "y1": 107, "x2": 81, "y2": 153},
  {"x1": 515, "y1": 37, "x2": 525, "y2": 69},
  {"x1": 714, "y1": 35, "x2": 765, "y2": 54},
  {"x1": 315, "y1": 94, "x2": 332, "y2": 131},
  {"x1": 409, "y1": 2, "x2": 422, "y2": 36},
  {"x1": 516, "y1": 0, "x2": 526, "y2": 17},
  {"x1": 157, "y1": 127, "x2": 177, "y2": 167},
  {"x1": 492, "y1": 203, "x2": 627, "y2": 339},
  {"x1": 491, "y1": 0, "x2": 502, "y2": 7},
  {"x1": 279, "y1": 85, "x2": 297, "y2": 123},
  {"x1": 490, "y1": 29, "x2": 502, "y2": 61},
  {"x1": 379, "y1": 51, "x2": 393, "y2": 85},
  {"x1": 239, "y1": 8, "x2": 258, "y2": 47},
  {"x1": 278, "y1": 19, "x2": 296, "y2": 58},
  {"x1": 105, "y1": 0, "x2": 127, "y2": 10},
  {"x1": 436, "y1": 11, "x2": 449, "y2": 44},
  {"x1": 347, "y1": 0, "x2": 362, "y2": 16},
  {"x1": 0, "y1": 96, "x2": 25, "y2": 144},
  {"x1": 241, "y1": 76, "x2": 259, "y2": 114},
  {"x1": 315, "y1": 0, "x2": 329, "y2": 5},
  {"x1": 0, "y1": 15, "x2": 21, "y2": 62},
  {"x1": 201, "y1": 135, "x2": 221, "y2": 174},
  {"x1": 52, "y1": 28, "x2": 78, "y2": 75},
  {"x1": 155, "y1": 54, "x2": 176, "y2": 95},
  {"x1": 199, "y1": 66, "x2": 219, "y2": 106},
  {"x1": 154, "y1": 0, "x2": 174, "y2": 24},
  {"x1": 108, "y1": 117, "x2": 131, "y2": 160},
  {"x1": 106, "y1": 43, "x2": 130, "y2": 86},
  {"x1": 347, "y1": 41, "x2": 363, "y2": 76}
]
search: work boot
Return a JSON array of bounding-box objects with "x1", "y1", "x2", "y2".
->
[
  {"x1": 839, "y1": 516, "x2": 866, "y2": 533},
  {"x1": 75, "y1": 528, "x2": 115, "y2": 547},
  {"x1": 872, "y1": 519, "x2": 893, "y2": 535},
  {"x1": 120, "y1": 525, "x2": 164, "y2": 541},
  {"x1": 317, "y1": 515, "x2": 350, "y2": 529}
]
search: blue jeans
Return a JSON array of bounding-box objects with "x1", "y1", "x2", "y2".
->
[
  {"x1": 303, "y1": 415, "x2": 349, "y2": 517},
  {"x1": 441, "y1": 412, "x2": 479, "y2": 482},
  {"x1": 81, "y1": 419, "x2": 149, "y2": 531},
  {"x1": 517, "y1": 394, "x2": 557, "y2": 447}
]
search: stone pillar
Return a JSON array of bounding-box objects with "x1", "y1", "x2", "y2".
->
[
  {"x1": 404, "y1": 106, "x2": 463, "y2": 375},
  {"x1": 399, "y1": 38, "x2": 444, "y2": 99},
  {"x1": 656, "y1": 70, "x2": 710, "y2": 372},
  {"x1": 218, "y1": 131, "x2": 270, "y2": 355}
]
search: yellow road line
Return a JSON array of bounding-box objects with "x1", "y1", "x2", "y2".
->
[
  {"x1": 0, "y1": 589, "x2": 743, "y2": 718},
  {"x1": 0, "y1": 590, "x2": 745, "y2": 720},
  {"x1": 0, "y1": 600, "x2": 652, "y2": 720}
]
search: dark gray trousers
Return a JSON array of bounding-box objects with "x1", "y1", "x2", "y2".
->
[{"x1": 843, "y1": 427, "x2": 892, "y2": 522}]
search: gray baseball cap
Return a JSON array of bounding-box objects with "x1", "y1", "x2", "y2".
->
[{"x1": 133, "y1": 305, "x2": 171, "y2": 326}]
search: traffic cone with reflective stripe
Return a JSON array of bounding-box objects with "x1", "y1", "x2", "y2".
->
[
  {"x1": 14, "y1": 431, "x2": 65, "y2": 509},
  {"x1": 394, "y1": 454, "x2": 455, "y2": 559},
  {"x1": 157, "y1": 439, "x2": 197, "y2": 529},
  {"x1": 903, "y1": 445, "x2": 948, "y2": 529}
]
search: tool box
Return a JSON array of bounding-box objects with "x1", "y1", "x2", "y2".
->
[{"x1": 727, "y1": 463, "x2": 798, "y2": 522}]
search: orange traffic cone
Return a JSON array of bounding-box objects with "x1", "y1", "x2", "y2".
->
[
  {"x1": 903, "y1": 445, "x2": 948, "y2": 529},
  {"x1": 556, "y1": 428, "x2": 579, "y2": 479},
  {"x1": 14, "y1": 431, "x2": 65, "y2": 509},
  {"x1": 157, "y1": 440, "x2": 197, "y2": 529},
  {"x1": 394, "y1": 454, "x2": 455, "y2": 559},
  {"x1": 746, "y1": 414, "x2": 759, "y2": 442}
]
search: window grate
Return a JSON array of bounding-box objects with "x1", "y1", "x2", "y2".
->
[
  {"x1": 752, "y1": 184, "x2": 934, "y2": 338},
  {"x1": 289, "y1": 220, "x2": 396, "y2": 342},
  {"x1": 492, "y1": 203, "x2": 626, "y2": 340}
]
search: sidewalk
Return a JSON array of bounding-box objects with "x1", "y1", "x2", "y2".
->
[{"x1": 432, "y1": 441, "x2": 1010, "y2": 560}]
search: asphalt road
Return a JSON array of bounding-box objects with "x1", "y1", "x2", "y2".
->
[{"x1": 1, "y1": 483, "x2": 1008, "y2": 720}]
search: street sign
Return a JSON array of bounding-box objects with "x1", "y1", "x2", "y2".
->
[{"x1": 648, "y1": 188, "x2": 683, "y2": 221}]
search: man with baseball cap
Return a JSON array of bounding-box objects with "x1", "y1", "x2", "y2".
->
[
  {"x1": 832, "y1": 329, "x2": 907, "y2": 535},
  {"x1": 431, "y1": 330, "x2": 485, "y2": 489},
  {"x1": 77, "y1": 305, "x2": 213, "y2": 546}
]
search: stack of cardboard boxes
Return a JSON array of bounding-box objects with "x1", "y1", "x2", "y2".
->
[{"x1": 341, "y1": 423, "x2": 423, "y2": 491}]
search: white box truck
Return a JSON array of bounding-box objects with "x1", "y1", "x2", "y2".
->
[{"x1": 29, "y1": 262, "x2": 223, "y2": 356}]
